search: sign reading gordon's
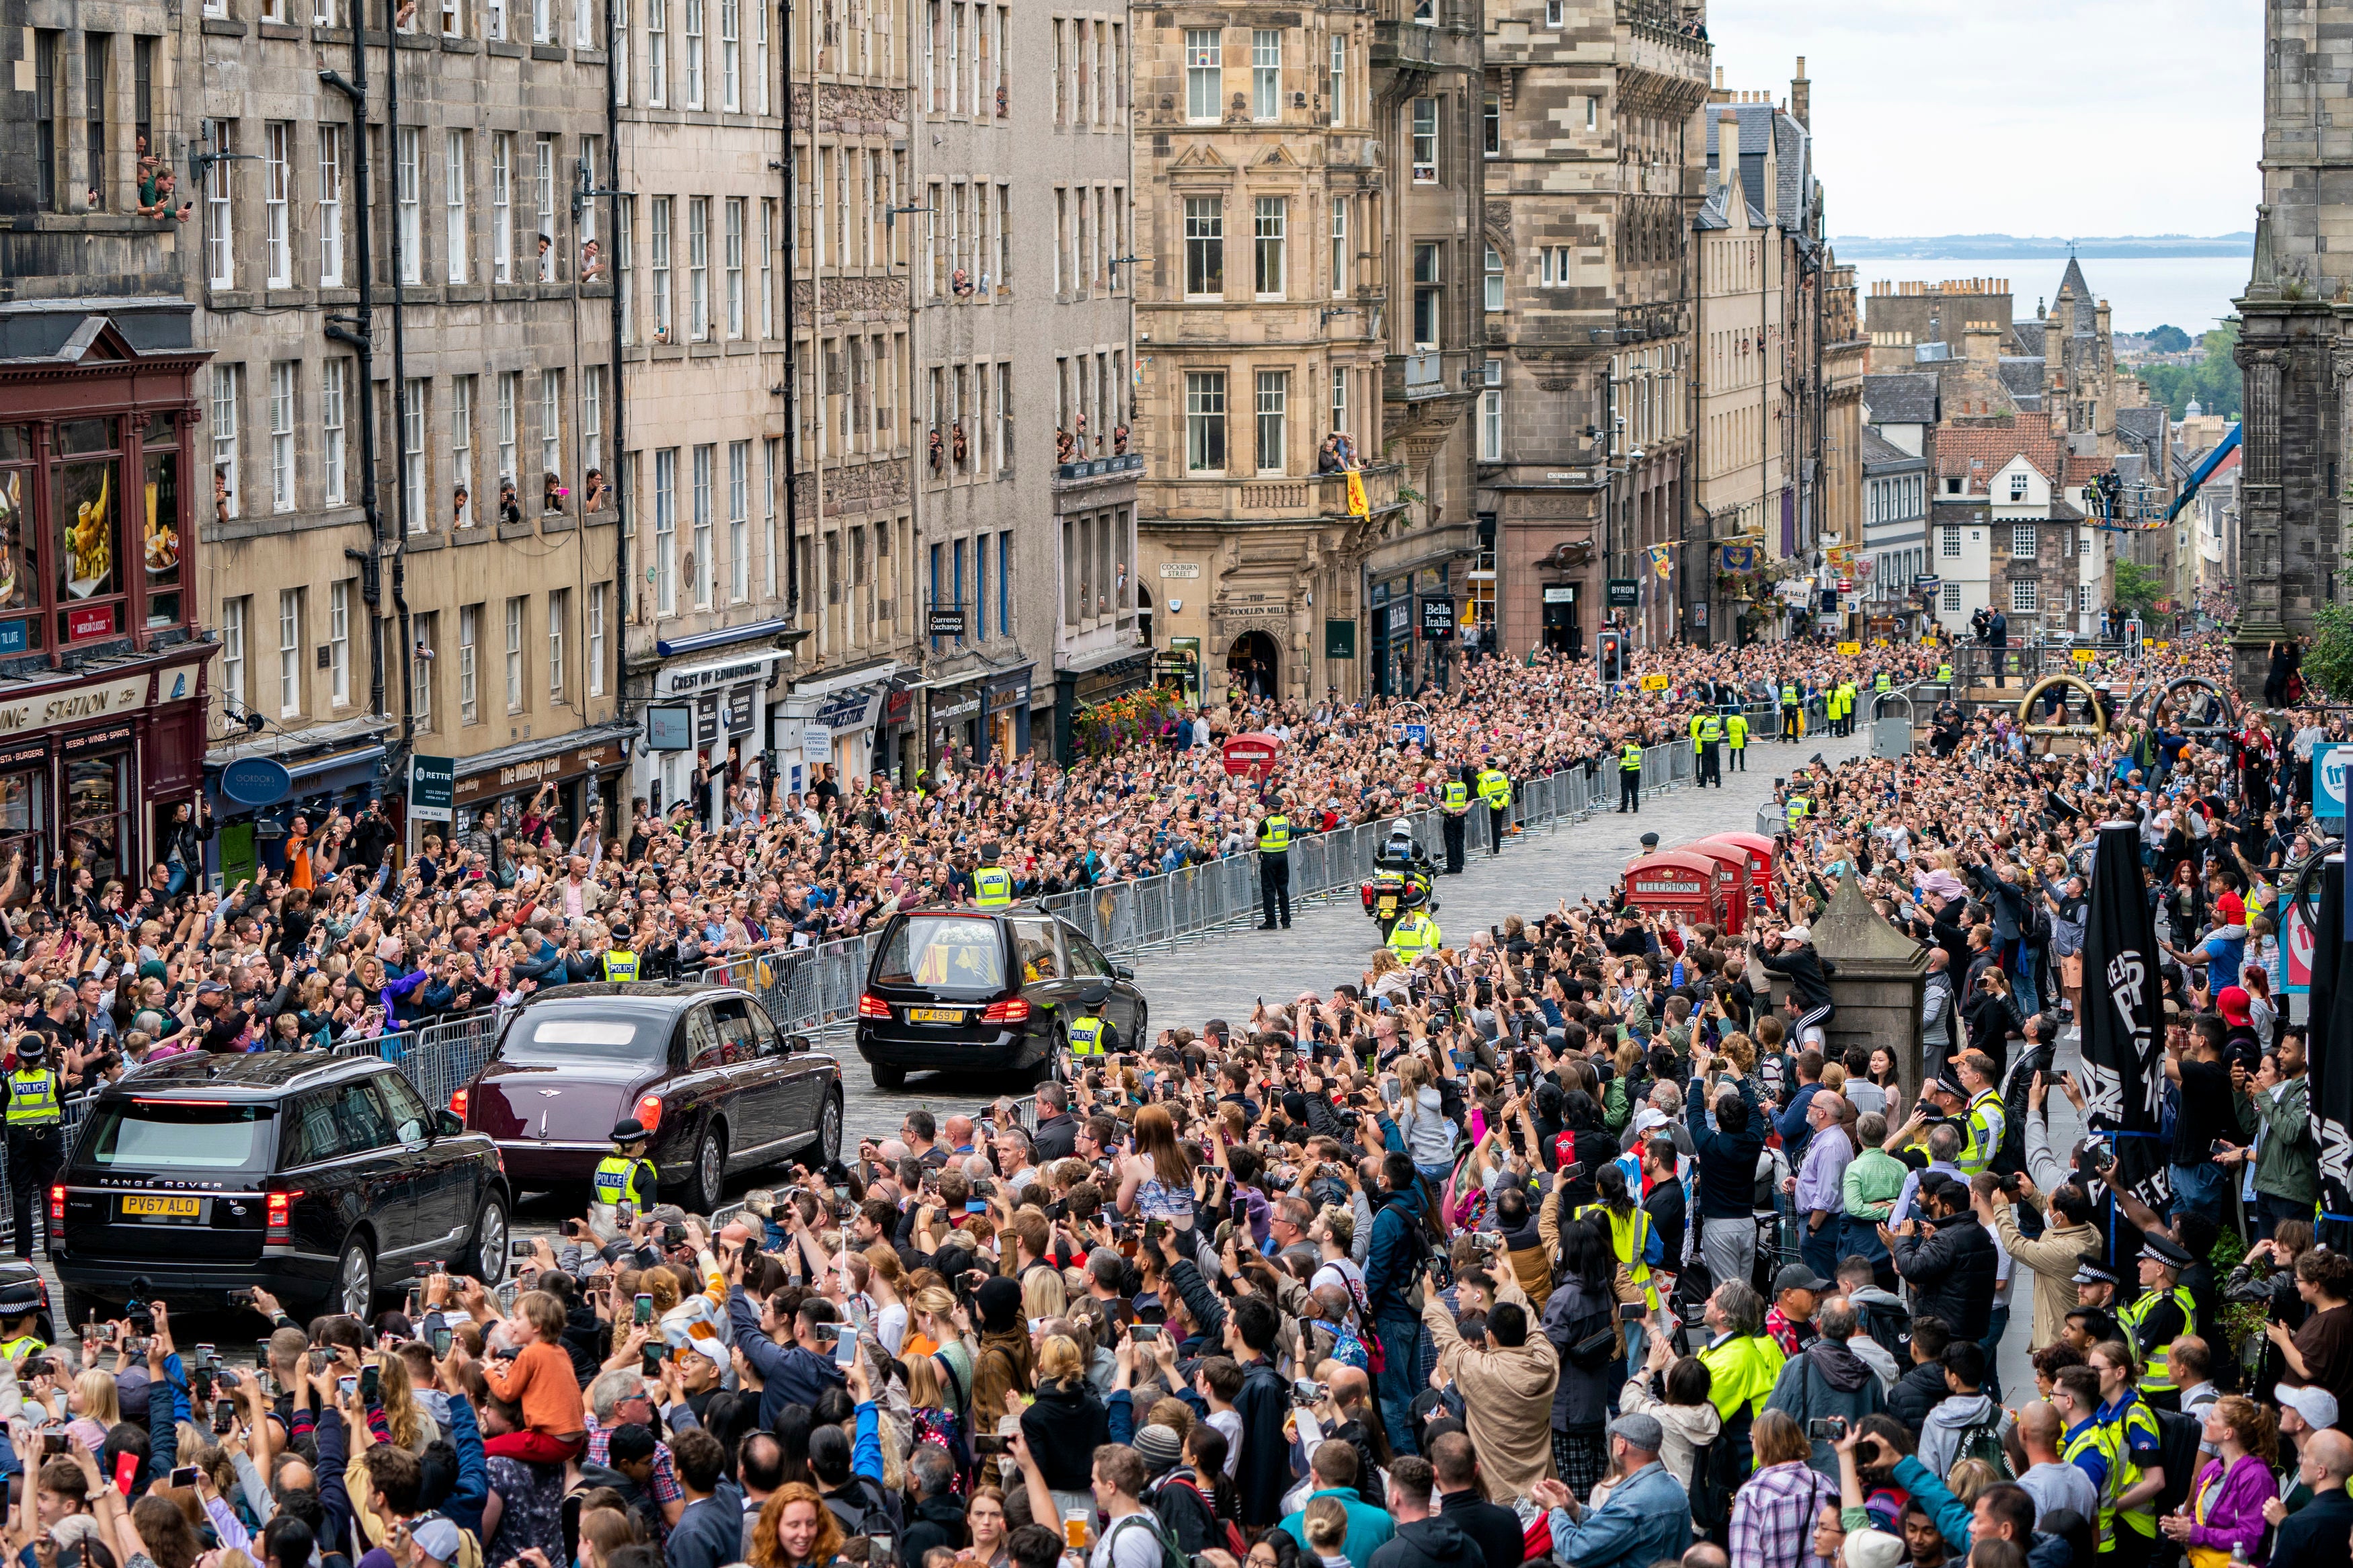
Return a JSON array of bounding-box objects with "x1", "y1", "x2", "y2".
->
[{"x1": 0, "y1": 675, "x2": 150, "y2": 737}]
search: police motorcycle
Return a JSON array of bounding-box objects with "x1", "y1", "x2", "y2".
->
[{"x1": 1359, "y1": 819, "x2": 1439, "y2": 942}]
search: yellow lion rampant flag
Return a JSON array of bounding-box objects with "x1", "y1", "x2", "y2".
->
[{"x1": 1345, "y1": 466, "x2": 1369, "y2": 518}]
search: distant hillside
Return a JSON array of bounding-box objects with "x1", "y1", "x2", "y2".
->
[{"x1": 1829, "y1": 233, "x2": 2254, "y2": 260}]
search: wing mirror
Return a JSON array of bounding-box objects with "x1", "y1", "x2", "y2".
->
[
  {"x1": 434, "y1": 1108, "x2": 464, "y2": 1139},
  {"x1": 787, "y1": 1034, "x2": 812, "y2": 1053},
  {"x1": 1114, "y1": 964, "x2": 1135, "y2": 981}
]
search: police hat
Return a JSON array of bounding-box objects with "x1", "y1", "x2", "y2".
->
[
  {"x1": 0, "y1": 1277, "x2": 42, "y2": 1317},
  {"x1": 610, "y1": 1118, "x2": 650, "y2": 1144},
  {"x1": 13, "y1": 1035, "x2": 42, "y2": 1062},
  {"x1": 2140, "y1": 1235, "x2": 2194, "y2": 1271},
  {"x1": 1640, "y1": 833, "x2": 1661, "y2": 852},
  {"x1": 2071, "y1": 1255, "x2": 2118, "y2": 1288}
]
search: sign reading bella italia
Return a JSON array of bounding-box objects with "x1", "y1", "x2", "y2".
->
[{"x1": 0, "y1": 675, "x2": 149, "y2": 736}]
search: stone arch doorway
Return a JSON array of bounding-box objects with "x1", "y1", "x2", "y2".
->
[{"x1": 1228, "y1": 630, "x2": 1279, "y2": 701}]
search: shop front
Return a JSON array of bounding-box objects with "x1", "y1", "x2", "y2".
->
[
  {"x1": 0, "y1": 661, "x2": 208, "y2": 899},
  {"x1": 640, "y1": 653, "x2": 779, "y2": 818},
  {"x1": 982, "y1": 669, "x2": 1033, "y2": 761},
  {"x1": 0, "y1": 308, "x2": 213, "y2": 897},
  {"x1": 1053, "y1": 646, "x2": 1154, "y2": 763},
  {"x1": 450, "y1": 726, "x2": 634, "y2": 854},
  {"x1": 926, "y1": 683, "x2": 982, "y2": 771},
  {"x1": 774, "y1": 661, "x2": 896, "y2": 794}
]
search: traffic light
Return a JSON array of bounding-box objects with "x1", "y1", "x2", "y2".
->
[{"x1": 1595, "y1": 630, "x2": 1624, "y2": 684}]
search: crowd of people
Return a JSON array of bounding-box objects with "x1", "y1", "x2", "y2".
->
[{"x1": 0, "y1": 628, "x2": 2345, "y2": 1568}]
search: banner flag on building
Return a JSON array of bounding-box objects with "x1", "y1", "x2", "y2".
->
[
  {"x1": 1345, "y1": 467, "x2": 1368, "y2": 518},
  {"x1": 1718, "y1": 544, "x2": 1757, "y2": 571},
  {"x1": 1647, "y1": 543, "x2": 1673, "y2": 579},
  {"x1": 2078, "y1": 820, "x2": 2169, "y2": 1213}
]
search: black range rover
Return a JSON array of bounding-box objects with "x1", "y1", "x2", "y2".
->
[{"x1": 54, "y1": 1053, "x2": 510, "y2": 1323}]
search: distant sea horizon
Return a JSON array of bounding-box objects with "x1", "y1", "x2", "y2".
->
[{"x1": 1831, "y1": 253, "x2": 2253, "y2": 337}]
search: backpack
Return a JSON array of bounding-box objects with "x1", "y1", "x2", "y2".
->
[
  {"x1": 1950, "y1": 1415, "x2": 2014, "y2": 1481},
  {"x1": 824, "y1": 1476, "x2": 898, "y2": 1544},
  {"x1": 1154, "y1": 1475, "x2": 1248, "y2": 1559},
  {"x1": 1103, "y1": 1509, "x2": 1191, "y2": 1568},
  {"x1": 1685, "y1": 1432, "x2": 1741, "y2": 1538},
  {"x1": 2151, "y1": 1405, "x2": 2204, "y2": 1521}
]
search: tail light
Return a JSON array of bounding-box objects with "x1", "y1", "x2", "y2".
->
[
  {"x1": 48, "y1": 1186, "x2": 63, "y2": 1225},
  {"x1": 634, "y1": 1094, "x2": 664, "y2": 1134},
  {"x1": 980, "y1": 997, "x2": 1031, "y2": 1024},
  {"x1": 266, "y1": 1190, "x2": 303, "y2": 1241},
  {"x1": 858, "y1": 993, "x2": 891, "y2": 1020},
  {"x1": 448, "y1": 1087, "x2": 469, "y2": 1120}
]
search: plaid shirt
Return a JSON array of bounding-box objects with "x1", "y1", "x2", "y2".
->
[
  {"x1": 1728, "y1": 1458, "x2": 1839, "y2": 1568},
  {"x1": 586, "y1": 1409, "x2": 683, "y2": 1505}
]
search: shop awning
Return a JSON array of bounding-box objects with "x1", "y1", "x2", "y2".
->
[
  {"x1": 789, "y1": 659, "x2": 900, "y2": 699},
  {"x1": 452, "y1": 717, "x2": 639, "y2": 780},
  {"x1": 654, "y1": 618, "x2": 791, "y2": 659}
]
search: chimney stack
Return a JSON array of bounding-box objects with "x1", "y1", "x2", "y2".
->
[{"x1": 1790, "y1": 56, "x2": 1810, "y2": 130}]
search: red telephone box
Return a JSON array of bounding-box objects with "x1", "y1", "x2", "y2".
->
[
  {"x1": 1619, "y1": 851, "x2": 1732, "y2": 930},
  {"x1": 1675, "y1": 840, "x2": 1754, "y2": 936},
  {"x1": 1696, "y1": 831, "x2": 1777, "y2": 897},
  {"x1": 1221, "y1": 732, "x2": 1283, "y2": 781}
]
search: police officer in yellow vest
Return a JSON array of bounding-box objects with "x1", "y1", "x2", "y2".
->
[
  {"x1": 1387, "y1": 906, "x2": 1441, "y2": 962},
  {"x1": 0, "y1": 1277, "x2": 43, "y2": 1363},
  {"x1": 1064, "y1": 980, "x2": 1115, "y2": 1065},
  {"x1": 1476, "y1": 760, "x2": 1511, "y2": 856},
  {"x1": 1255, "y1": 796, "x2": 1293, "y2": 930},
  {"x1": 1937, "y1": 661, "x2": 1955, "y2": 686},
  {"x1": 2118, "y1": 1234, "x2": 2197, "y2": 1411},
  {"x1": 4, "y1": 1035, "x2": 65, "y2": 1262},
  {"x1": 592, "y1": 1118, "x2": 660, "y2": 1227},
  {"x1": 1950, "y1": 1052, "x2": 2006, "y2": 1178},
  {"x1": 1783, "y1": 783, "x2": 1811, "y2": 833},
  {"x1": 1616, "y1": 736, "x2": 1643, "y2": 815},
  {"x1": 1724, "y1": 706, "x2": 1749, "y2": 772},
  {"x1": 600, "y1": 925, "x2": 641, "y2": 983},
  {"x1": 1439, "y1": 767, "x2": 1473, "y2": 875},
  {"x1": 1697, "y1": 709, "x2": 1724, "y2": 788},
  {"x1": 1780, "y1": 681, "x2": 1802, "y2": 743},
  {"x1": 971, "y1": 842, "x2": 1014, "y2": 909}
]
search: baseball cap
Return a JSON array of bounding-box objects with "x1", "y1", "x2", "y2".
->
[
  {"x1": 2217, "y1": 986, "x2": 2254, "y2": 1026},
  {"x1": 2277, "y1": 1383, "x2": 2340, "y2": 1430},
  {"x1": 409, "y1": 1520, "x2": 463, "y2": 1567},
  {"x1": 1845, "y1": 1532, "x2": 1907, "y2": 1568},
  {"x1": 1773, "y1": 1263, "x2": 1831, "y2": 1295}
]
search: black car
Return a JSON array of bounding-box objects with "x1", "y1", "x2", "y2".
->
[
  {"x1": 456, "y1": 983, "x2": 843, "y2": 1212},
  {"x1": 854, "y1": 907, "x2": 1146, "y2": 1087},
  {"x1": 54, "y1": 1053, "x2": 509, "y2": 1323}
]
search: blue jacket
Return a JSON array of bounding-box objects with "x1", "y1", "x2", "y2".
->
[
  {"x1": 1775, "y1": 1082, "x2": 1823, "y2": 1164},
  {"x1": 1280, "y1": 1488, "x2": 1395, "y2": 1565},
  {"x1": 1543, "y1": 1459, "x2": 1692, "y2": 1568},
  {"x1": 440, "y1": 1395, "x2": 490, "y2": 1542},
  {"x1": 1363, "y1": 1186, "x2": 1427, "y2": 1323},
  {"x1": 727, "y1": 1287, "x2": 848, "y2": 1429}
]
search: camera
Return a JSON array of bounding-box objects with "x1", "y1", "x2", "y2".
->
[
  {"x1": 509, "y1": 1239, "x2": 534, "y2": 1259},
  {"x1": 1807, "y1": 1417, "x2": 1846, "y2": 1440},
  {"x1": 1289, "y1": 1378, "x2": 1327, "y2": 1407},
  {"x1": 1617, "y1": 1301, "x2": 1648, "y2": 1322},
  {"x1": 973, "y1": 1435, "x2": 1010, "y2": 1456}
]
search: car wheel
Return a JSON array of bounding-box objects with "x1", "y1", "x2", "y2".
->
[
  {"x1": 1133, "y1": 1002, "x2": 1148, "y2": 1046},
  {"x1": 684, "y1": 1124, "x2": 727, "y2": 1214},
  {"x1": 468, "y1": 1193, "x2": 509, "y2": 1283},
  {"x1": 337, "y1": 1234, "x2": 374, "y2": 1320},
  {"x1": 818, "y1": 1089, "x2": 843, "y2": 1166},
  {"x1": 871, "y1": 1063, "x2": 907, "y2": 1090},
  {"x1": 60, "y1": 1290, "x2": 104, "y2": 1336}
]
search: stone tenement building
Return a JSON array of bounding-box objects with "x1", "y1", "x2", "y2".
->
[
  {"x1": 619, "y1": 0, "x2": 876, "y2": 808},
  {"x1": 1132, "y1": 0, "x2": 1484, "y2": 702},
  {"x1": 184, "y1": 0, "x2": 629, "y2": 843},
  {"x1": 910, "y1": 0, "x2": 1143, "y2": 764},
  {"x1": 1476, "y1": 0, "x2": 1708, "y2": 657},
  {"x1": 2231, "y1": 0, "x2": 2350, "y2": 695}
]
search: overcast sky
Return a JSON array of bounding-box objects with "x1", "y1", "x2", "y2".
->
[{"x1": 1704, "y1": 0, "x2": 2264, "y2": 239}]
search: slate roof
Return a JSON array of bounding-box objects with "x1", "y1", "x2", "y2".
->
[
  {"x1": 2059, "y1": 255, "x2": 2090, "y2": 302},
  {"x1": 1860, "y1": 426, "x2": 1921, "y2": 467},
  {"x1": 1703, "y1": 103, "x2": 1810, "y2": 235},
  {"x1": 2011, "y1": 321, "x2": 2046, "y2": 358},
  {"x1": 1862, "y1": 373, "x2": 1940, "y2": 423},
  {"x1": 1998, "y1": 358, "x2": 2046, "y2": 409},
  {"x1": 2116, "y1": 405, "x2": 2168, "y2": 456},
  {"x1": 2114, "y1": 452, "x2": 2146, "y2": 486}
]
